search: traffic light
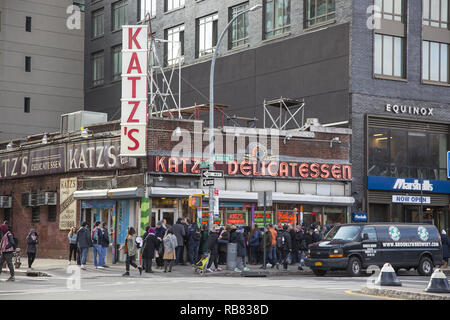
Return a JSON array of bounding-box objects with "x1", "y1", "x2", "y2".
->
[{"x1": 189, "y1": 195, "x2": 202, "y2": 208}]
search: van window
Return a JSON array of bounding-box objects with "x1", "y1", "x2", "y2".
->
[
  {"x1": 325, "y1": 225, "x2": 361, "y2": 241},
  {"x1": 362, "y1": 226, "x2": 378, "y2": 241}
]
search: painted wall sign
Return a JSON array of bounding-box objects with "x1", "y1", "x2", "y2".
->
[
  {"x1": 149, "y1": 156, "x2": 352, "y2": 180},
  {"x1": 59, "y1": 177, "x2": 77, "y2": 230},
  {"x1": 121, "y1": 25, "x2": 148, "y2": 157},
  {"x1": 0, "y1": 146, "x2": 65, "y2": 180},
  {"x1": 392, "y1": 195, "x2": 431, "y2": 204},
  {"x1": 367, "y1": 176, "x2": 450, "y2": 194},
  {"x1": 67, "y1": 138, "x2": 137, "y2": 172},
  {"x1": 385, "y1": 104, "x2": 434, "y2": 116}
]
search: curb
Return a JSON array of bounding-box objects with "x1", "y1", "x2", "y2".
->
[
  {"x1": 205, "y1": 270, "x2": 313, "y2": 277},
  {"x1": 15, "y1": 269, "x2": 51, "y2": 277},
  {"x1": 361, "y1": 287, "x2": 450, "y2": 300}
]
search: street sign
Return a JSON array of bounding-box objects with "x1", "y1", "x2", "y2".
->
[
  {"x1": 202, "y1": 178, "x2": 215, "y2": 187},
  {"x1": 202, "y1": 170, "x2": 224, "y2": 178},
  {"x1": 257, "y1": 191, "x2": 273, "y2": 207}
]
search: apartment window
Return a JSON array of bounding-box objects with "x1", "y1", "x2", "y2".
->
[
  {"x1": 32, "y1": 207, "x2": 40, "y2": 223},
  {"x1": 265, "y1": 0, "x2": 291, "y2": 38},
  {"x1": 165, "y1": 24, "x2": 184, "y2": 66},
  {"x1": 112, "y1": 0, "x2": 128, "y2": 32},
  {"x1": 423, "y1": 0, "x2": 449, "y2": 28},
  {"x1": 26, "y1": 16, "x2": 32, "y2": 32},
  {"x1": 197, "y1": 13, "x2": 218, "y2": 57},
  {"x1": 25, "y1": 56, "x2": 31, "y2": 72},
  {"x1": 48, "y1": 206, "x2": 57, "y2": 222},
  {"x1": 112, "y1": 45, "x2": 122, "y2": 81},
  {"x1": 165, "y1": 0, "x2": 184, "y2": 12},
  {"x1": 91, "y1": 8, "x2": 104, "y2": 38},
  {"x1": 138, "y1": 0, "x2": 156, "y2": 20},
  {"x1": 91, "y1": 51, "x2": 104, "y2": 86},
  {"x1": 229, "y1": 2, "x2": 249, "y2": 49},
  {"x1": 374, "y1": 0, "x2": 405, "y2": 22},
  {"x1": 374, "y1": 34, "x2": 405, "y2": 78},
  {"x1": 305, "y1": 0, "x2": 335, "y2": 28},
  {"x1": 423, "y1": 41, "x2": 449, "y2": 83},
  {"x1": 24, "y1": 97, "x2": 31, "y2": 113}
]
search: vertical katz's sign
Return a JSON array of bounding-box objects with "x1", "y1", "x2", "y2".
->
[{"x1": 121, "y1": 25, "x2": 148, "y2": 157}]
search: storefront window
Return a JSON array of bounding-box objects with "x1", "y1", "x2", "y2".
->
[
  {"x1": 368, "y1": 127, "x2": 448, "y2": 180},
  {"x1": 323, "y1": 207, "x2": 346, "y2": 225},
  {"x1": 369, "y1": 203, "x2": 389, "y2": 222}
]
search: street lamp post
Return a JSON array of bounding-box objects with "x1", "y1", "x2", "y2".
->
[{"x1": 208, "y1": 4, "x2": 262, "y2": 231}]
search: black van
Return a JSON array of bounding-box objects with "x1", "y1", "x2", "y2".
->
[{"x1": 305, "y1": 223, "x2": 443, "y2": 277}]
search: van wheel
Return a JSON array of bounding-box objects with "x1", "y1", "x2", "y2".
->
[
  {"x1": 418, "y1": 256, "x2": 433, "y2": 276},
  {"x1": 347, "y1": 257, "x2": 362, "y2": 277},
  {"x1": 312, "y1": 269, "x2": 327, "y2": 276}
]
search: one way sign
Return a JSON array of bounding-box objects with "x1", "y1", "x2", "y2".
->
[
  {"x1": 202, "y1": 170, "x2": 224, "y2": 179},
  {"x1": 202, "y1": 179, "x2": 215, "y2": 187}
]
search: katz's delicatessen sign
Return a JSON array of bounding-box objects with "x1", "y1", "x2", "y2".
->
[{"x1": 120, "y1": 25, "x2": 148, "y2": 157}]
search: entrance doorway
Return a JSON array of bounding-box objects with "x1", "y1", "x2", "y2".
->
[{"x1": 151, "y1": 209, "x2": 176, "y2": 227}]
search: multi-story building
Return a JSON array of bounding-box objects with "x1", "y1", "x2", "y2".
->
[
  {"x1": 83, "y1": 0, "x2": 450, "y2": 231},
  {"x1": 0, "y1": 0, "x2": 85, "y2": 141}
]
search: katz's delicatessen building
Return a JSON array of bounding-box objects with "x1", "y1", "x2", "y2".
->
[{"x1": 146, "y1": 120, "x2": 354, "y2": 228}]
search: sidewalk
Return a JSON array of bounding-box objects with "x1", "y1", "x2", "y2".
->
[{"x1": 11, "y1": 259, "x2": 313, "y2": 278}]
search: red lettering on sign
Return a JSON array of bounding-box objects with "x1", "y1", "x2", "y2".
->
[
  {"x1": 279, "y1": 162, "x2": 289, "y2": 177},
  {"x1": 180, "y1": 158, "x2": 189, "y2": 173},
  {"x1": 331, "y1": 164, "x2": 342, "y2": 179},
  {"x1": 127, "y1": 77, "x2": 141, "y2": 98},
  {"x1": 320, "y1": 164, "x2": 330, "y2": 179},
  {"x1": 240, "y1": 160, "x2": 251, "y2": 176},
  {"x1": 289, "y1": 163, "x2": 298, "y2": 177},
  {"x1": 168, "y1": 157, "x2": 179, "y2": 173},
  {"x1": 191, "y1": 159, "x2": 200, "y2": 174},
  {"x1": 310, "y1": 163, "x2": 320, "y2": 178},
  {"x1": 228, "y1": 160, "x2": 238, "y2": 175},
  {"x1": 252, "y1": 161, "x2": 260, "y2": 176},
  {"x1": 127, "y1": 52, "x2": 143, "y2": 74},
  {"x1": 127, "y1": 129, "x2": 140, "y2": 151},
  {"x1": 156, "y1": 156, "x2": 166, "y2": 172},
  {"x1": 299, "y1": 163, "x2": 309, "y2": 178},
  {"x1": 126, "y1": 101, "x2": 140, "y2": 123},
  {"x1": 267, "y1": 162, "x2": 278, "y2": 177},
  {"x1": 342, "y1": 165, "x2": 352, "y2": 180},
  {"x1": 128, "y1": 28, "x2": 142, "y2": 49}
]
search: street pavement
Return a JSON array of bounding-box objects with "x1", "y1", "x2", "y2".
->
[{"x1": 1, "y1": 259, "x2": 448, "y2": 300}]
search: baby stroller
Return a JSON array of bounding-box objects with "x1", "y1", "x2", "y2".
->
[{"x1": 193, "y1": 253, "x2": 210, "y2": 276}]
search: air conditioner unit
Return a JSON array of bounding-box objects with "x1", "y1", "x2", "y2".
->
[
  {"x1": 21, "y1": 193, "x2": 37, "y2": 207},
  {"x1": 0, "y1": 196, "x2": 12, "y2": 208},
  {"x1": 37, "y1": 192, "x2": 57, "y2": 206},
  {"x1": 60, "y1": 111, "x2": 108, "y2": 133}
]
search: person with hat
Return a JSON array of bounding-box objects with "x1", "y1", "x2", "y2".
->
[
  {"x1": 0, "y1": 223, "x2": 15, "y2": 281},
  {"x1": 142, "y1": 226, "x2": 158, "y2": 273},
  {"x1": 234, "y1": 226, "x2": 250, "y2": 272},
  {"x1": 441, "y1": 230, "x2": 449, "y2": 269},
  {"x1": 154, "y1": 221, "x2": 166, "y2": 269}
]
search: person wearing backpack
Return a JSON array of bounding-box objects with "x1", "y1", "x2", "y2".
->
[
  {"x1": 121, "y1": 227, "x2": 143, "y2": 276},
  {"x1": 26, "y1": 229, "x2": 39, "y2": 270},
  {"x1": 91, "y1": 221, "x2": 103, "y2": 269},
  {"x1": 187, "y1": 221, "x2": 201, "y2": 265},
  {"x1": 0, "y1": 224, "x2": 16, "y2": 281}
]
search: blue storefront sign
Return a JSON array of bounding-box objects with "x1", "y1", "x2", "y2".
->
[
  {"x1": 448, "y1": 151, "x2": 450, "y2": 179},
  {"x1": 352, "y1": 212, "x2": 368, "y2": 222},
  {"x1": 367, "y1": 176, "x2": 450, "y2": 194}
]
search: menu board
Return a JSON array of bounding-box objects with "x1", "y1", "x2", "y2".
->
[
  {"x1": 277, "y1": 210, "x2": 296, "y2": 227},
  {"x1": 226, "y1": 211, "x2": 247, "y2": 225},
  {"x1": 254, "y1": 211, "x2": 273, "y2": 227}
]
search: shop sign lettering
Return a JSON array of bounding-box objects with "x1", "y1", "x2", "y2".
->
[
  {"x1": 393, "y1": 179, "x2": 433, "y2": 192},
  {"x1": 385, "y1": 104, "x2": 434, "y2": 116},
  {"x1": 277, "y1": 210, "x2": 296, "y2": 226},
  {"x1": 149, "y1": 156, "x2": 351, "y2": 180}
]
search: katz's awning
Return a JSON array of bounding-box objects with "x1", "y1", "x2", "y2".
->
[
  {"x1": 74, "y1": 187, "x2": 145, "y2": 200},
  {"x1": 148, "y1": 187, "x2": 355, "y2": 206}
]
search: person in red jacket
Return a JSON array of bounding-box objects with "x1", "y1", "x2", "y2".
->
[{"x1": 0, "y1": 224, "x2": 16, "y2": 281}]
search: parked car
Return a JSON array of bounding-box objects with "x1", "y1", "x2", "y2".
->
[{"x1": 305, "y1": 223, "x2": 443, "y2": 277}]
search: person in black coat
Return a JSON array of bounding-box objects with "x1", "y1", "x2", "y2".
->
[
  {"x1": 142, "y1": 227, "x2": 158, "y2": 273},
  {"x1": 154, "y1": 221, "x2": 166, "y2": 268},
  {"x1": 206, "y1": 227, "x2": 221, "y2": 272},
  {"x1": 218, "y1": 226, "x2": 230, "y2": 265},
  {"x1": 279, "y1": 225, "x2": 292, "y2": 270},
  {"x1": 288, "y1": 224, "x2": 298, "y2": 265}
]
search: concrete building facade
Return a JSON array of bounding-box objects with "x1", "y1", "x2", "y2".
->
[{"x1": 0, "y1": 0, "x2": 85, "y2": 141}]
